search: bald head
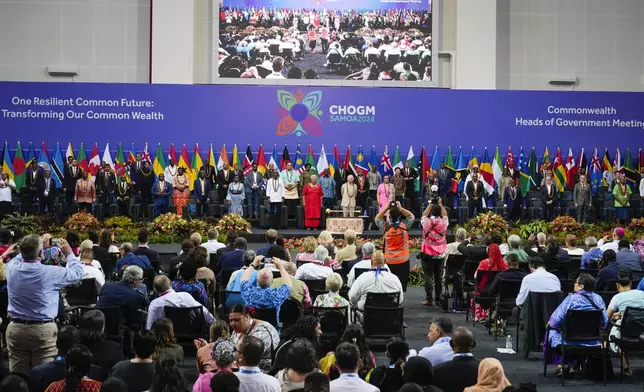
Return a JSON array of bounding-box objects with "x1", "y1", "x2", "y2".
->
[
  {"x1": 450, "y1": 327, "x2": 475, "y2": 354},
  {"x1": 153, "y1": 275, "x2": 171, "y2": 293},
  {"x1": 371, "y1": 251, "x2": 385, "y2": 268},
  {"x1": 257, "y1": 268, "x2": 273, "y2": 288}
]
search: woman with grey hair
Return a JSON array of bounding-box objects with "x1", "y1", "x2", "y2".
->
[
  {"x1": 504, "y1": 234, "x2": 530, "y2": 263},
  {"x1": 313, "y1": 272, "x2": 350, "y2": 308},
  {"x1": 225, "y1": 250, "x2": 257, "y2": 308},
  {"x1": 446, "y1": 228, "x2": 466, "y2": 256}
]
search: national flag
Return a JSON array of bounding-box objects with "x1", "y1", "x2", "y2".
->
[
  {"x1": 355, "y1": 145, "x2": 368, "y2": 175},
  {"x1": 50, "y1": 142, "x2": 64, "y2": 188},
  {"x1": 379, "y1": 145, "x2": 393, "y2": 177},
  {"x1": 565, "y1": 147, "x2": 577, "y2": 187},
  {"x1": 243, "y1": 145, "x2": 253, "y2": 175},
  {"x1": 12, "y1": 141, "x2": 26, "y2": 191},
  {"x1": 590, "y1": 148, "x2": 602, "y2": 193},
  {"x1": 191, "y1": 143, "x2": 204, "y2": 178},
  {"x1": 541, "y1": 147, "x2": 551, "y2": 171},
  {"x1": 218, "y1": 144, "x2": 229, "y2": 170},
  {"x1": 231, "y1": 144, "x2": 241, "y2": 169},
  {"x1": 281, "y1": 145, "x2": 291, "y2": 170},
  {"x1": 317, "y1": 144, "x2": 330, "y2": 174},
  {"x1": 65, "y1": 142, "x2": 75, "y2": 163},
  {"x1": 305, "y1": 145, "x2": 317, "y2": 175},
  {"x1": 26, "y1": 142, "x2": 36, "y2": 169},
  {"x1": 392, "y1": 145, "x2": 403, "y2": 170},
  {"x1": 269, "y1": 145, "x2": 280, "y2": 173},
  {"x1": 443, "y1": 146, "x2": 454, "y2": 171},
  {"x1": 420, "y1": 146, "x2": 431, "y2": 185},
  {"x1": 77, "y1": 143, "x2": 88, "y2": 174},
  {"x1": 638, "y1": 148, "x2": 644, "y2": 175},
  {"x1": 88, "y1": 143, "x2": 101, "y2": 176},
  {"x1": 207, "y1": 144, "x2": 216, "y2": 168},
  {"x1": 455, "y1": 146, "x2": 467, "y2": 192},
  {"x1": 528, "y1": 147, "x2": 538, "y2": 187},
  {"x1": 1, "y1": 142, "x2": 13, "y2": 180},
  {"x1": 153, "y1": 143, "x2": 167, "y2": 176},
  {"x1": 479, "y1": 147, "x2": 495, "y2": 194},
  {"x1": 344, "y1": 145, "x2": 356, "y2": 175},
  {"x1": 142, "y1": 142, "x2": 151, "y2": 163},
  {"x1": 468, "y1": 146, "x2": 479, "y2": 169},
  {"x1": 256, "y1": 144, "x2": 268, "y2": 175},
  {"x1": 492, "y1": 146, "x2": 503, "y2": 191},
  {"x1": 505, "y1": 147, "x2": 516, "y2": 171},
  {"x1": 37, "y1": 142, "x2": 50, "y2": 172},
  {"x1": 102, "y1": 143, "x2": 114, "y2": 169},
  {"x1": 368, "y1": 146, "x2": 378, "y2": 172},
  {"x1": 615, "y1": 148, "x2": 623, "y2": 173},
  {"x1": 518, "y1": 147, "x2": 531, "y2": 196},
  {"x1": 178, "y1": 143, "x2": 194, "y2": 190},
  {"x1": 114, "y1": 143, "x2": 128, "y2": 178},
  {"x1": 294, "y1": 144, "x2": 304, "y2": 173},
  {"x1": 406, "y1": 145, "x2": 417, "y2": 169},
  {"x1": 552, "y1": 147, "x2": 567, "y2": 192},
  {"x1": 430, "y1": 146, "x2": 441, "y2": 171},
  {"x1": 128, "y1": 143, "x2": 137, "y2": 164},
  {"x1": 328, "y1": 145, "x2": 341, "y2": 177},
  {"x1": 624, "y1": 148, "x2": 638, "y2": 188},
  {"x1": 168, "y1": 143, "x2": 178, "y2": 166},
  {"x1": 578, "y1": 148, "x2": 588, "y2": 177},
  {"x1": 602, "y1": 149, "x2": 614, "y2": 187}
]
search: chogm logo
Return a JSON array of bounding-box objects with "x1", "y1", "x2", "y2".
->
[
  {"x1": 329, "y1": 104, "x2": 376, "y2": 123},
  {"x1": 276, "y1": 90, "x2": 323, "y2": 136}
]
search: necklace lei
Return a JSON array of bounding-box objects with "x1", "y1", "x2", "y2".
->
[
  {"x1": 142, "y1": 168, "x2": 152, "y2": 176},
  {"x1": 346, "y1": 183, "x2": 356, "y2": 197},
  {"x1": 272, "y1": 178, "x2": 279, "y2": 192},
  {"x1": 509, "y1": 187, "x2": 517, "y2": 201},
  {"x1": 286, "y1": 170, "x2": 294, "y2": 182},
  {"x1": 167, "y1": 165, "x2": 177, "y2": 175},
  {"x1": 617, "y1": 182, "x2": 628, "y2": 204}
]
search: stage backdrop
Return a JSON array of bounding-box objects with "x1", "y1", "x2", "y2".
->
[
  {"x1": 221, "y1": 0, "x2": 430, "y2": 10},
  {"x1": 0, "y1": 81, "x2": 642, "y2": 153}
]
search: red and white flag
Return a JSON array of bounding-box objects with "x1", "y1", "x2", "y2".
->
[
  {"x1": 88, "y1": 143, "x2": 101, "y2": 176},
  {"x1": 565, "y1": 147, "x2": 577, "y2": 187}
]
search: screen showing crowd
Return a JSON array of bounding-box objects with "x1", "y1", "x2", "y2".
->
[{"x1": 216, "y1": 0, "x2": 432, "y2": 81}]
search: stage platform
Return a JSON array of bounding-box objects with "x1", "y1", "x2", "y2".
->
[{"x1": 242, "y1": 227, "x2": 426, "y2": 242}]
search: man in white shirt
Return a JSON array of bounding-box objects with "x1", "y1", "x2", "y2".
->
[
  {"x1": 349, "y1": 251, "x2": 403, "y2": 310},
  {"x1": 515, "y1": 257, "x2": 561, "y2": 306},
  {"x1": 202, "y1": 228, "x2": 225, "y2": 254},
  {"x1": 446, "y1": 228, "x2": 466, "y2": 256},
  {"x1": 418, "y1": 317, "x2": 454, "y2": 367},
  {"x1": 146, "y1": 275, "x2": 214, "y2": 329},
  {"x1": 639, "y1": 172, "x2": 644, "y2": 200},
  {"x1": 329, "y1": 342, "x2": 379, "y2": 392},
  {"x1": 164, "y1": 159, "x2": 178, "y2": 184},
  {"x1": 598, "y1": 227, "x2": 633, "y2": 252},
  {"x1": 266, "y1": 171, "x2": 285, "y2": 217},
  {"x1": 236, "y1": 335, "x2": 280, "y2": 392},
  {"x1": 347, "y1": 242, "x2": 375, "y2": 287},
  {"x1": 296, "y1": 245, "x2": 333, "y2": 280},
  {"x1": 265, "y1": 57, "x2": 286, "y2": 79},
  {"x1": 0, "y1": 172, "x2": 16, "y2": 220}
]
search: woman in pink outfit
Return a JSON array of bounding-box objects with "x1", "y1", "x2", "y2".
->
[{"x1": 377, "y1": 175, "x2": 395, "y2": 212}]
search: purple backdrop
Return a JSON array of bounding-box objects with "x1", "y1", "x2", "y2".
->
[
  {"x1": 222, "y1": 0, "x2": 430, "y2": 10},
  {"x1": 0, "y1": 81, "x2": 642, "y2": 155}
]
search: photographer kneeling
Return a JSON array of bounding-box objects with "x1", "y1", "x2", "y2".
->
[{"x1": 419, "y1": 195, "x2": 449, "y2": 307}]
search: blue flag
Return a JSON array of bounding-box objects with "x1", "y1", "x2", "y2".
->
[
  {"x1": 26, "y1": 142, "x2": 36, "y2": 167},
  {"x1": 379, "y1": 146, "x2": 393, "y2": 177},
  {"x1": 294, "y1": 144, "x2": 304, "y2": 173},
  {"x1": 590, "y1": 148, "x2": 602, "y2": 193},
  {"x1": 37, "y1": 142, "x2": 50, "y2": 169},
  {"x1": 430, "y1": 146, "x2": 441, "y2": 171},
  {"x1": 269, "y1": 144, "x2": 280, "y2": 173},
  {"x1": 455, "y1": 147, "x2": 467, "y2": 192},
  {"x1": 355, "y1": 145, "x2": 368, "y2": 175},
  {"x1": 51, "y1": 142, "x2": 65, "y2": 188},
  {"x1": 368, "y1": 145, "x2": 378, "y2": 171},
  {"x1": 517, "y1": 147, "x2": 531, "y2": 196}
]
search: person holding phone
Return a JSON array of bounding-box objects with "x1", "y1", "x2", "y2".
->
[{"x1": 240, "y1": 256, "x2": 292, "y2": 328}]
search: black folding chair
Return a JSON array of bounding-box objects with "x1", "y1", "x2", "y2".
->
[
  {"x1": 607, "y1": 306, "x2": 644, "y2": 382},
  {"x1": 578, "y1": 268, "x2": 598, "y2": 278},
  {"x1": 301, "y1": 279, "x2": 327, "y2": 303},
  {"x1": 279, "y1": 299, "x2": 303, "y2": 330},
  {"x1": 468, "y1": 270, "x2": 500, "y2": 325},
  {"x1": 253, "y1": 307, "x2": 278, "y2": 330},
  {"x1": 142, "y1": 268, "x2": 155, "y2": 295},
  {"x1": 66, "y1": 279, "x2": 98, "y2": 306},
  {"x1": 98, "y1": 257, "x2": 116, "y2": 281},
  {"x1": 559, "y1": 279, "x2": 575, "y2": 295},
  {"x1": 364, "y1": 305, "x2": 405, "y2": 340},
  {"x1": 313, "y1": 306, "x2": 349, "y2": 353},
  {"x1": 492, "y1": 279, "x2": 523, "y2": 340},
  {"x1": 163, "y1": 306, "x2": 207, "y2": 344},
  {"x1": 354, "y1": 268, "x2": 369, "y2": 281},
  {"x1": 352, "y1": 292, "x2": 400, "y2": 323}
]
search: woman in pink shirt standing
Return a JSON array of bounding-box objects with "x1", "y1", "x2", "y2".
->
[
  {"x1": 419, "y1": 199, "x2": 448, "y2": 306},
  {"x1": 377, "y1": 175, "x2": 395, "y2": 213},
  {"x1": 308, "y1": 26, "x2": 317, "y2": 53}
]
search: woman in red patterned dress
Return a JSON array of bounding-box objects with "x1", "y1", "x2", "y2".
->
[{"x1": 302, "y1": 175, "x2": 324, "y2": 230}]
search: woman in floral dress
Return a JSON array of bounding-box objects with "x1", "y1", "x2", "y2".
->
[{"x1": 313, "y1": 273, "x2": 349, "y2": 309}]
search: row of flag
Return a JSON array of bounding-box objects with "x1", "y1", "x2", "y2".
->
[{"x1": 1, "y1": 141, "x2": 642, "y2": 195}]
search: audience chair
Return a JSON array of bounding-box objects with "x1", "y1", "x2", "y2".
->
[
  {"x1": 66, "y1": 279, "x2": 98, "y2": 306},
  {"x1": 313, "y1": 306, "x2": 349, "y2": 352},
  {"x1": 279, "y1": 299, "x2": 303, "y2": 330},
  {"x1": 467, "y1": 270, "x2": 500, "y2": 326},
  {"x1": 164, "y1": 306, "x2": 207, "y2": 344},
  {"x1": 301, "y1": 279, "x2": 327, "y2": 303},
  {"x1": 79, "y1": 306, "x2": 124, "y2": 347},
  {"x1": 517, "y1": 291, "x2": 565, "y2": 358},
  {"x1": 492, "y1": 279, "x2": 523, "y2": 340},
  {"x1": 253, "y1": 307, "x2": 278, "y2": 330},
  {"x1": 354, "y1": 268, "x2": 370, "y2": 281},
  {"x1": 606, "y1": 306, "x2": 644, "y2": 382}
]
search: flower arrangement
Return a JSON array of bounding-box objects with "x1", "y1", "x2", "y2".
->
[
  {"x1": 152, "y1": 213, "x2": 186, "y2": 233},
  {"x1": 65, "y1": 212, "x2": 100, "y2": 232},
  {"x1": 216, "y1": 214, "x2": 252, "y2": 234},
  {"x1": 104, "y1": 216, "x2": 133, "y2": 229},
  {"x1": 465, "y1": 212, "x2": 509, "y2": 237},
  {"x1": 409, "y1": 264, "x2": 424, "y2": 288},
  {"x1": 628, "y1": 218, "x2": 644, "y2": 235},
  {"x1": 549, "y1": 216, "x2": 583, "y2": 236}
]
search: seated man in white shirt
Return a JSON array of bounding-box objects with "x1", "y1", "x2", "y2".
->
[
  {"x1": 330, "y1": 342, "x2": 379, "y2": 392},
  {"x1": 265, "y1": 57, "x2": 286, "y2": 79},
  {"x1": 236, "y1": 335, "x2": 280, "y2": 392},
  {"x1": 348, "y1": 250, "x2": 403, "y2": 310},
  {"x1": 347, "y1": 242, "x2": 376, "y2": 287},
  {"x1": 515, "y1": 257, "x2": 561, "y2": 307},
  {"x1": 295, "y1": 245, "x2": 333, "y2": 280},
  {"x1": 146, "y1": 275, "x2": 215, "y2": 329},
  {"x1": 418, "y1": 317, "x2": 454, "y2": 367},
  {"x1": 446, "y1": 228, "x2": 466, "y2": 256},
  {"x1": 202, "y1": 228, "x2": 225, "y2": 254}
]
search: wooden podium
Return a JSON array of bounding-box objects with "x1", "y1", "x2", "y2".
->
[{"x1": 325, "y1": 209, "x2": 366, "y2": 234}]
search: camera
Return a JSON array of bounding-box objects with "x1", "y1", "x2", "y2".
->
[
  {"x1": 429, "y1": 192, "x2": 440, "y2": 205},
  {"x1": 389, "y1": 201, "x2": 398, "y2": 209},
  {"x1": 52, "y1": 238, "x2": 63, "y2": 247}
]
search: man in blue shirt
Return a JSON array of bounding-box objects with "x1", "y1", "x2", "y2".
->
[
  {"x1": 97, "y1": 265, "x2": 148, "y2": 324},
  {"x1": 226, "y1": 250, "x2": 258, "y2": 309},
  {"x1": 581, "y1": 236, "x2": 603, "y2": 269},
  {"x1": 6, "y1": 235, "x2": 84, "y2": 376},
  {"x1": 418, "y1": 317, "x2": 454, "y2": 367},
  {"x1": 240, "y1": 256, "x2": 291, "y2": 327},
  {"x1": 116, "y1": 242, "x2": 152, "y2": 274}
]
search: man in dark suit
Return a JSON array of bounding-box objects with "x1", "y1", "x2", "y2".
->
[
  {"x1": 212, "y1": 231, "x2": 238, "y2": 271},
  {"x1": 457, "y1": 233, "x2": 496, "y2": 262},
  {"x1": 200, "y1": 162, "x2": 217, "y2": 188},
  {"x1": 115, "y1": 175, "x2": 133, "y2": 216},
  {"x1": 244, "y1": 163, "x2": 264, "y2": 219},
  {"x1": 25, "y1": 161, "x2": 42, "y2": 213},
  {"x1": 540, "y1": 175, "x2": 557, "y2": 221},
  {"x1": 573, "y1": 174, "x2": 592, "y2": 223},
  {"x1": 465, "y1": 173, "x2": 485, "y2": 218},
  {"x1": 437, "y1": 163, "x2": 454, "y2": 203},
  {"x1": 217, "y1": 163, "x2": 232, "y2": 206},
  {"x1": 488, "y1": 254, "x2": 528, "y2": 297},
  {"x1": 128, "y1": 153, "x2": 143, "y2": 191},
  {"x1": 334, "y1": 166, "x2": 348, "y2": 202},
  {"x1": 134, "y1": 229, "x2": 159, "y2": 271},
  {"x1": 88, "y1": 231, "x2": 110, "y2": 261},
  {"x1": 216, "y1": 237, "x2": 247, "y2": 278},
  {"x1": 36, "y1": 169, "x2": 57, "y2": 214},
  {"x1": 256, "y1": 229, "x2": 279, "y2": 256},
  {"x1": 193, "y1": 170, "x2": 212, "y2": 217},
  {"x1": 63, "y1": 158, "x2": 82, "y2": 206},
  {"x1": 96, "y1": 164, "x2": 117, "y2": 217},
  {"x1": 169, "y1": 239, "x2": 194, "y2": 279},
  {"x1": 433, "y1": 327, "x2": 479, "y2": 392},
  {"x1": 231, "y1": 163, "x2": 245, "y2": 183},
  {"x1": 504, "y1": 181, "x2": 523, "y2": 222},
  {"x1": 402, "y1": 161, "x2": 418, "y2": 211}
]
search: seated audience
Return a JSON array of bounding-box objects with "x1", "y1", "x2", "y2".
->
[
  {"x1": 191, "y1": 232, "x2": 203, "y2": 248},
  {"x1": 218, "y1": 238, "x2": 248, "y2": 277},
  {"x1": 433, "y1": 327, "x2": 479, "y2": 392},
  {"x1": 109, "y1": 331, "x2": 157, "y2": 392},
  {"x1": 226, "y1": 250, "x2": 258, "y2": 308},
  {"x1": 607, "y1": 269, "x2": 644, "y2": 375},
  {"x1": 151, "y1": 318, "x2": 184, "y2": 367},
  {"x1": 336, "y1": 230, "x2": 358, "y2": 264},
  {"x1": 270, "y1": 316, "x2": 322, "y2": 375},
  {"x1": 97, "y1": 265, "x2": 148, "y2": 321},
  {"x1": 563, "y1": 235, "x2": 584, "y2": 256},
  {"x1": 296, "y1": 245, "x2": 334, "y2": 280},
  {"x1": 295, "y1": 236, "x2": 318, "y2": 264},
  {"x1": 319, "y1": 324, "x2": 375, "y2": 380},
  {"x1": 149, "y1": 358, "x2": 189, "y2": 392},
  {"x1": 133, "y1": 229, "x2": 159, "y2": 269},
  {"x1": 99, "y1": 229, "x2": 119, "y2": 254},
  {"x1": 78, "y1": 239, "x2": 104, "y2": 273},
  {"x1": 146, "y1": 275, "x2": 214, "y2": 329},
  {"x1": 615, "y1": 239, "x2": 643, "y2": 270},
  {"x1": 229, "y1": 305, "x2": 280, "y2": 372},
  {"x1": 172, "y1": 259, "x2": 208, "y2": 306},
  {"x1": 446, "y1": 228, "x2": 466, "y2": 256},
  {"x1": 348, "y1": 250, "x2": 403, "y2": 310},
  {"x1": 418, "y1": 317, "x2": 454, "y2": 367},
  {"x1": 276, "y1": 339, "x2": 321, "y2": 391},
  {"x1": 213, "y1": 231, "x2": 238, "y2": 268},
  {"x1": 116, "y1": 242, "x2": 152, "y2": 274},
  {"x1": 88, "y1": 231, "x2": 109, "y2": 261},
  {"x1": 236, "y1": 335, "x2": 281, "y2": 391},
  {"x1": 457, "y1": 234, "x2": 491, "y2": 262},
  {"x1": 194, "y1": 337, "x2": 237, "y2": 392},
  {"x1": 66, "y1": 231, "x2": 81, "y2": 256},
  {"x1": 202, "y1": 228, "x2": 225, "y2": 255},
  {"x1": 402, "y1": 356, "x2": 444, "y2": 392},
  {"x1": 347, "y1": 242, "x2": 376, "y2": 287},
  {"x1": 599, "y1": 227, "x2": 631, "y2": 252},
  {"x1": 369, "y1": 338, "x2": 409, "y2": 392},
  {"x1": 273, "y1": 261, "x2": 313, "y2": 309},
  {"x1": 329, "y1": 342, "x2": 379, "y2": 392},
  {"x1": 257, "y1": 229, "x2": 279, "y2": 256},
  {"x1": 241, "y1": 256, "x2": 292, "y2": 326},
  {"x1": 545, "y1": 274, "x2": 607, "y2": 376},
  {"x1": 488, "y1": 254, "x2": 528, "y2": 297},
  {"x1": 304, "y1": 373, "x2": 330, "y2": 392},
  {"x1": 581, "y1": 236, "x2": 603, "y2": 269},
  {"x1": 169, "y1": 239, "x2": 194, "y2": 278},
  {"x1": 314, "y1": 272, "x2": 350, "y2": 308},
  {"x1": 44, "y1": 345, "x2": 101, "y2": 392},
  {"x1": 0, "y1": 375, "x2": 30, "y2": 392},
  {"x1": 317, "y1": 231, "x2": 336, "y2": 251},
  {"x1": 210, "y1": 372, "x2": 240, "y2": 392},
  {"x1": 78, "y1": 240, "x2": 106, "y2": 291},
  {"x1": 595, "y1": 249, "x2": 620, "y2": 292},
  {"x1": 463, "y1": 358, "x2": 510, "y2": 392},
  {"x1": 515, "y1": 257, "x2": 560, "y2": 306},
  {"x1": 194, "y1": 319, "x2": 231, "y2": 374},
  {"x1": 504, "y1": 235, "x2": 529, "y2": 263},
  {"x1": 192, "y1": 246, "x2": 216, "y2": 294},
  {"x1": 525, "y1": 236, "x2": 569, "y2": 267},
  {"x1": 78, "y1": 310, "x2": 124, "y2": 376},
  {"x1": 475, "y1": 244, "x2": 508, "y2": 279}
]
